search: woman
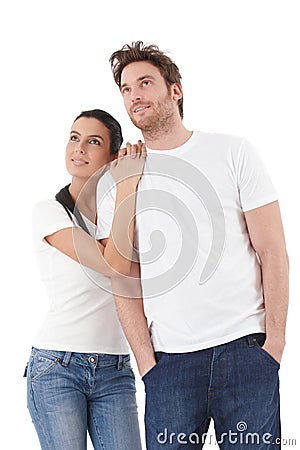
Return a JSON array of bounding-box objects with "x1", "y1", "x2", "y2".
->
[{"x1": 25, "y1": 109, "x2": 145, "y2": 450}]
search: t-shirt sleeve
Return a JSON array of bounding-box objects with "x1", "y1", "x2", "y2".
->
[
  {"x1": 235, "y1": 138, "x2": 278, "y2": 212},
  {"x1": 96, "y1": 172, "x2": 117, "y2": 240},
  {"x1": 32, "y1": 199, "x2": 75, "y2": 248}
]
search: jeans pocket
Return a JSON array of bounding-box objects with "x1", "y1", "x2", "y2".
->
[
  {"x1": 29, "y1": 350, "x2": 60, "y2": 382},
  {"x1": 254, "y1": 340, "x2": 280, "y2": 369},
  {"x1": 142, "y1": 352, "x2": 167, "y2": 383}
]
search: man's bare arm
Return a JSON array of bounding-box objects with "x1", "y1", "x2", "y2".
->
[
  {"x1": 110, "y1": 261, "x2": 156, "y2": 377},
  {"x1": 244, "y1": 200, "x2": 289, "y2": 363}
]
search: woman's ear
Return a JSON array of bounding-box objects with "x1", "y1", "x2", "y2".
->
[{"x1": 113, "y1": 153, "x2": 119, "y2": 161}]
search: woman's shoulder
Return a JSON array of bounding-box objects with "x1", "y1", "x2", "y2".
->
[
  {"x1": 32, "y1": 197, "x2": 74, "y2": 243},
  {"x1": 33, "y1": 198, "x2": 66, "y2": 214},
  {"x1": 32, "y1": 198, "x2": 73, "y2": 225},
  {"x1": 34, "y1": 197, "x2": 61, "y2": 208}
]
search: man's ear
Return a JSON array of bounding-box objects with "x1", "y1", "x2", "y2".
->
[{"x1": 172, "y1": 83, "x2": 183, "y2": 102}]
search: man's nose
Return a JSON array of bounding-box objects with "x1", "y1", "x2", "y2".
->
[{"x1": 131, "y1": 87, "x2": 142, "y2": 102}]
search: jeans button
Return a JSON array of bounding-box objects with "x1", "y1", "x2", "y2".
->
[{"x1": 88, "y1": 356, "x2": 96, "y2": 364}]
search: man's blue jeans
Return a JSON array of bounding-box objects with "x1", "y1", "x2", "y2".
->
[
  {"x1": 143, "y1": 333, "x2": 281, "y2": 449},
  {"x1": 26, "y1": 348, "x2": 142, "y2": 450}
]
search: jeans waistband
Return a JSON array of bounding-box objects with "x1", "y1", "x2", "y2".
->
[
  {"x1": 235, "y1": 332, "x2": 266, "y2": 347},
  {"x1": 31, "y1": 347, "x2": 130, "y2": 369}
]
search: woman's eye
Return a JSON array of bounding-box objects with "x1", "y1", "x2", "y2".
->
[
  {"x1": 89, "y1": 139, "x2": 100, "y2": 145},
  {"x1": 70, "y1": 135, "x2": 79, "y2": 142}
]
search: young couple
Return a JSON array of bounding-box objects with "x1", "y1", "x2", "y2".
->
[{"x1": 26, "y1": 42, "x2": 289, "y2": 450}]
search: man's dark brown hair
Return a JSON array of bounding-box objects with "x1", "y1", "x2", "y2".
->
[{"x1": 109, "y1": 41, "x2": 184, "y2": 119}]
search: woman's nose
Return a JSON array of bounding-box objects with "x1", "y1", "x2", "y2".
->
[{"x1": 75, "y1": 144, "x2": 85, "y2": 154}]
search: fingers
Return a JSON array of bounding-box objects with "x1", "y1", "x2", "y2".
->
[
  {"x1": 127, "y1": 142, "x2": 138, "y2": 159},
  {"x1": 117, "y1": 140, "x2": 147, "y2": 159},
  {"x1": 136, "y1": 140, "x2": 147, "y2": 158},
  {"x1": 141, "y1": 143, "x2": 147, "y2": 158},
  {"x1": 117, "y1": 148, "x2": 127, "y2": 159}
]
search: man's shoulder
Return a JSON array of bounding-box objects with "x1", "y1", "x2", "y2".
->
[
  {"x1": 193, "y1": 130, "x2": 244, "y2": 145},
  {"x1": 189, "y1": 131, "x2": 246, "y2": 161}
]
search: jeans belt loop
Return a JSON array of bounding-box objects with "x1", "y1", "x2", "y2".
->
[
  {"x1": 61, "y1": 351, "x2": 72, "y2": 367},
  {"x1": 117, "y1": 355, "x2": 123, "y2": 371},
  {"x1": 246, "y1": 334, "x2": 255, "y2": 348}
]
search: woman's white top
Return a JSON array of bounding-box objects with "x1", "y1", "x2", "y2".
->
[{"x1": 32, "y1": 199, "x2": 129, "y2": 354}]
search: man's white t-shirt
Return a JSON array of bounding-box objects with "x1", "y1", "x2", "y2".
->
[
  {"x1": 32, "y1": 199, "x2": 129, "y2": 354},
  {"x1": 97, "y1": 131, "x2": 278, "y2": 353}
]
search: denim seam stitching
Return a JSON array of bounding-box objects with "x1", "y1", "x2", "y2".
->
[
  {"x1": 31, "y1": 358, "x2": 60, "y2": 382},
  {"x1": 89, "y1": 410, "x2": 106, "y2": 450},
  {"x1": 28, "y1": 382, "x2": 52, "y2": 448}
]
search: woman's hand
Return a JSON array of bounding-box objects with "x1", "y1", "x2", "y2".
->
[{"x1": 110, "y1": 141, "x2": 146, "y2": 186}]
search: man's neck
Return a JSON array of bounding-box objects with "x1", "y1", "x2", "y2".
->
[{"x1": 143, "y1": 121, "x2": 192, "y2": 151}]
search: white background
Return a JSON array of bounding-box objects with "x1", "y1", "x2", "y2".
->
[{"x1": 0, "y1": 0, "x2": 299, "y2": 448}]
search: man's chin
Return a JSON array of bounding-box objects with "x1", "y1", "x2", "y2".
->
[
  {"x1": 130, "y1": 116, "x2": 155, "y2": 132},
  {"x1": 131, "y1": 118, "x2": 147, "y2": 131}
]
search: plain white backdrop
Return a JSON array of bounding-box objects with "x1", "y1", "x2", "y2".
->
[{"x1": 0, "y1": 0, "x2": 299, "y2": 448}]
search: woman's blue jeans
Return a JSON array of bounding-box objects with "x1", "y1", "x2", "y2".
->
[
  {"x1": 143, "y1": 333, "x2": 281, "y2": 449},
  {"x1": 26, "y1": 347, "x2": 142, "y2": 450}
]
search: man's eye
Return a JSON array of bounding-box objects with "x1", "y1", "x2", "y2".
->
[
  {"x1": 122, "y1": 87, "x2": 130, "y2": 94},
  {"x1": 89, "y1": 139, "x2": 100, "y2": 145},
  {"x1": 143, "y1": 80, "x2": 151, "y2": 86}
]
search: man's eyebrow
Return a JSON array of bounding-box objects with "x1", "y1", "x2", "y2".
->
[
  {"x1": 70, "y1": 130, "x2": 104, "y2": 141},
  {"x1": 121, "y1": 75, "x2": 156, "y2": 90}
]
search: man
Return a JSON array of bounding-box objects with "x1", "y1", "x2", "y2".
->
[{"x1": 97, "y1": 41, "x2": 289, "y2": 449}]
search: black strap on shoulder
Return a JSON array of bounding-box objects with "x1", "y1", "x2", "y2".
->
[{"x1": 55, "y1": 184, "x2": 91, "y2": 236}]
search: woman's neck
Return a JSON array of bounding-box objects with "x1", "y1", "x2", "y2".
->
[
  {"x1": 68, "y1": 177, "x2": 98, "y2": 223},
  {"x1": 68, "y1": 179, "x2": 84, "y2": 203}
]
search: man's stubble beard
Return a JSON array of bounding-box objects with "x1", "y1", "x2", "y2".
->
[{"x1": 129, "y1": 93, "x2": 176, "y2": 141}]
